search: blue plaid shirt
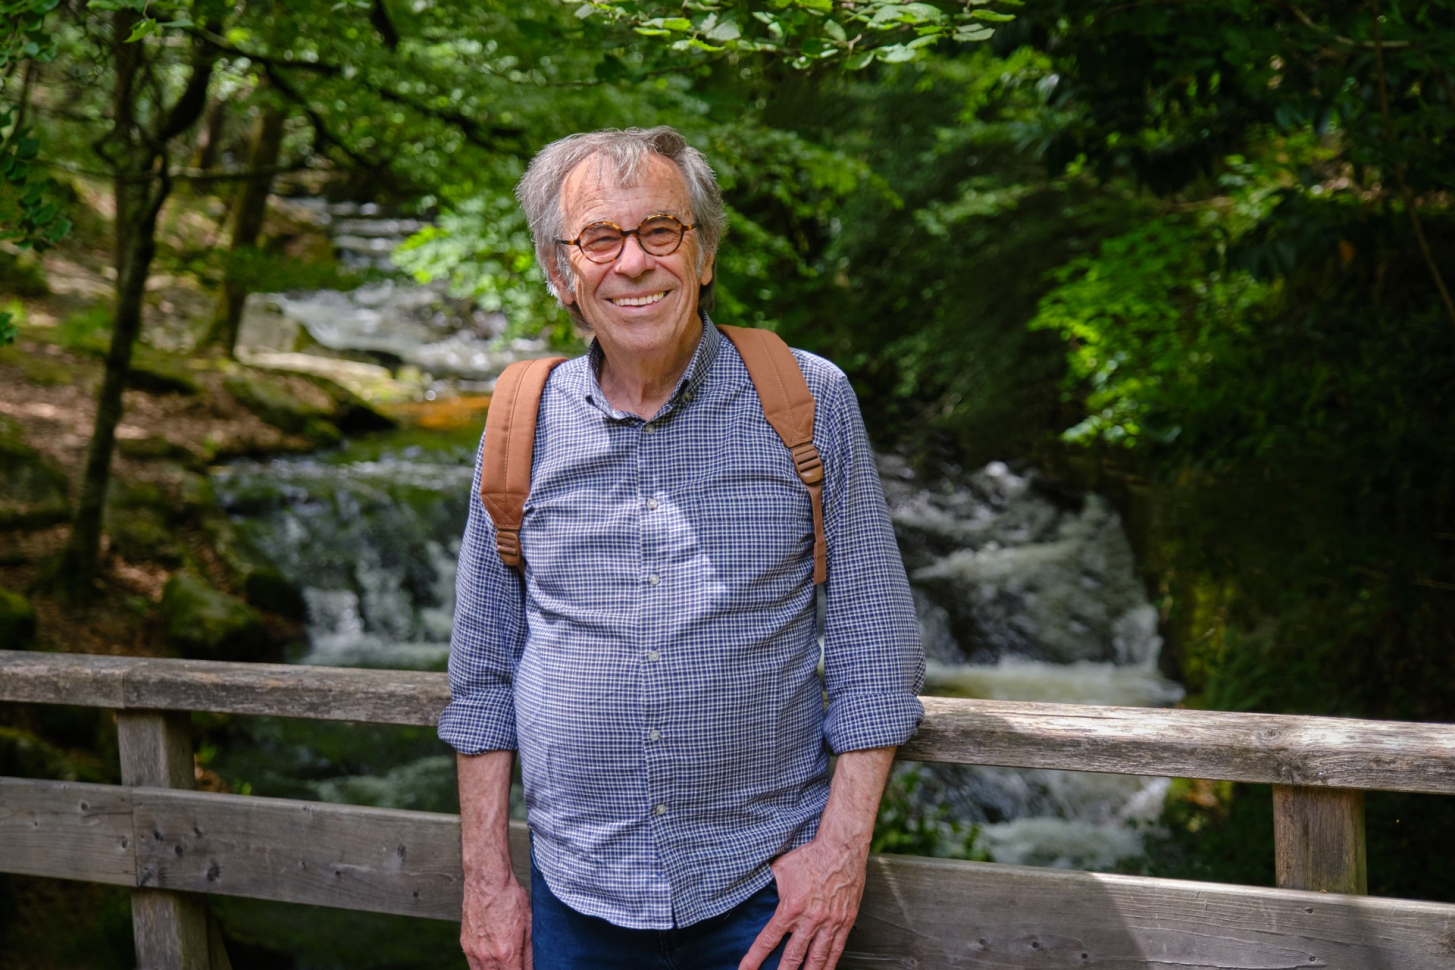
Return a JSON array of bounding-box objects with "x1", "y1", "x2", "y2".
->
[{"x1": 439, "y1": 319, "x2": 924, "y2": 929}]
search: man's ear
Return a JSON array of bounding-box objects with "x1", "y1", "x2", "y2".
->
[
  {"x1": 698, "y1": 251, "x2": 715, "y2": 287},
  {"x1": 549, "y1": 264, "x2": 577, "y2": 305}
]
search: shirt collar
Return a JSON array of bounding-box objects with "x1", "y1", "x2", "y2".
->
[{"x1": 582, "y1": 314, "x2": 721, "y2": 420}]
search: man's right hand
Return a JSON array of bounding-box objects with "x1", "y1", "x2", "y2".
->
[{"x1": 461, "y1": 870, "x2": 533, "y2": 970}]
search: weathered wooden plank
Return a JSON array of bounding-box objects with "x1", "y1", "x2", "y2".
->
[
  {"x1": 0, "y1": 777, "x2": 136, "y2": 885},
  {"x1": 123, "y1": 786, "x2": 1455, "y2": 967},
  {"x1": 0, "y1": 650, "x2": 130, "y2": 708},
  {"x1": 903, "y1": 695, "x2": 1455, "y2": 794},
  {"x1": 844, "y1": 854, "x2": 1455, "y2": 970},
  {"x1": 119, "y1": 710, "x2": 216, "y2": 970},
  {"x1": 120, "y1": 658, "x2": 450, "y2": 727},
  {"x1": 1274, "y1": 784, "x2": 1368, "y2": 894},
  {"x1": 120, "y1": 710, "x2": 196, "y2": 790},
  {"x1": 131, "y1": 787, "x2": 470, "y2": 920},
  {"x1": 8, "y1": 651, "x2": 1455, "y2": 794}
]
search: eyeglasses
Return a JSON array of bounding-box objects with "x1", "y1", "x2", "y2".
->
[{"x1": 557, "y1": 214, "x2": 695, "y2": 264}]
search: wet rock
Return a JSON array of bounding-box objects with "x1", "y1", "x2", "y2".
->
[
  {"x1": 223, "y1": 371, "x2": 341, "y2": 443},
  {"x1": 305, "y1": 374, "x2": 397, "y2": 433},
  {"x1": 0, "y1": 416, "x2": 70, "y2": 530},
  {"x1": 160, "y1": 571, "x2": 272, "y2": 661},
  {"x1": 198, "y1": 512, "x2": 307, "y2": 621},
  {"x1": 0, "y1": 585, "x2": 37, "y2": 647}
]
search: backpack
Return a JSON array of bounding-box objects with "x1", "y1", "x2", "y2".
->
[{"x1": 477, "y1": 325, "x2": 827, "y2": 592}]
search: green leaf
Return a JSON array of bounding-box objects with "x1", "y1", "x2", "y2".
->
[
  {"x1": 45, "y1": 216, "x2": 71, "y2": 243},
  {"x1": 876, "y1": 43, "x2": 917, "y2": 63},
  {"x1": 125, "y1": 18, "x2": 158, "y2": 42},
  {"x1": 633, "y1": 26, "x2": 671, "y2": 36},
  {"x1": 969, "y1": 9, "x2": 1016, "y2": 22},
  {"x1": 706, "y1": 19, "x2": 740, "y2": 42},
  {"x1": 574, "y1": 4, "x2": 596, "y2": 18},
  {"x1": 954, "y1": 24, "x2": 994, "y2": 41},
  {"x1": 797, "y1": 0, "x2": 833, "y2": 10},
  {"x1": 845, "y1": 50, "x2": 874, "y2": 70},
  {"x1": 822, "y1": 19, "x2": 846, "y2": 42},
  {"x1": 0, "y1": 311, "x2": 15, "y2": 346}
]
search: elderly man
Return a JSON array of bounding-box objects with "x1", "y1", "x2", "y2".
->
[{"x1": 438, "y1": 126, "x2": 924, "y2": 970}]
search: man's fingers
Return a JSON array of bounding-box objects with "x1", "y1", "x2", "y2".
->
[
  {"x1": 777, "y1": 920, "x2": 819, "y2": 970},
  {"x1": 738, "y1": 914, "x2": 790, "y2": 970},
  {"x1": 802, "y1": 926, "x2": 840, "y2": 970}
]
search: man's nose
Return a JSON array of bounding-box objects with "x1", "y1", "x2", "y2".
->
[{"x1": 612, "y1": 234, "x2": 652, "y2": 276}]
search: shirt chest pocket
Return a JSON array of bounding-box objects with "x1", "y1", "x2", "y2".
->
[{"x1": 684, "y1": 450, "x2": 815, "y2": 590}]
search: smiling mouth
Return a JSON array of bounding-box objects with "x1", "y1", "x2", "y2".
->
[{"x1": 607, "y1": 291, "x2": 667, "y2": 307}]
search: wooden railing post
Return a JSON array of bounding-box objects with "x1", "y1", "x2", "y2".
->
[
  {"x1": 118, "y1": 710, "x2": 231, "y2": 970},
  {"x1": 1272, "y1": 784, "x2": 1368, "y2": 894}
]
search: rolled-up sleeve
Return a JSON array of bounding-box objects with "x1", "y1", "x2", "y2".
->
[
  {"x1": 437, "y1": 433, "x2": 527, "y2": 754},
  {"x1": 814, "y1": 365, "x2": 926, "y2": 754}
]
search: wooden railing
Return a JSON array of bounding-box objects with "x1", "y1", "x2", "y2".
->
[{"x1": 4, "y1": 648, "x2": 1455, "y2": 969}]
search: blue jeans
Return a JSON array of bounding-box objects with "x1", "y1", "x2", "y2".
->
[{"x1": 530, "y1": 855, "x2": 786, "y2": 970}]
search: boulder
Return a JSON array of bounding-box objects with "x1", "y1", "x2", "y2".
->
[
  {"x1": 0, "y1": 586, "x2": 36, "y2": 647},
  {"x1": 223, "y1": 371, "x2": 341, "y2": 444},
  {"x1": 0, "y1": 416, "x2": 70, "y2": 530},
  {"x1": 105, "y1": 478, "x2": 183, "y2": 564},
  {"x1": 160, "y1": 571, "x2": 272, "y2": 661},
  {"x1": 127, "y1": 347, "x2": 202, "y2": 395}
]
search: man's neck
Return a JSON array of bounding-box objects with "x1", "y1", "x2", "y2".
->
[{"x1": 596, "y1": 323, "x2": 701, "y2": 419}]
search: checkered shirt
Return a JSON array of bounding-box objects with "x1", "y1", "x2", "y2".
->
[{"x1": 439, "y1": 319, "x2": 925, "y2": 929}]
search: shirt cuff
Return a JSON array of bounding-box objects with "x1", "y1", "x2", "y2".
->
[
  {"x1": 436, "y1": 689, "x2": 518, "y2": 755},
  {"x1": 822, "y1": 691, "x2": 925, "y2": 755}
]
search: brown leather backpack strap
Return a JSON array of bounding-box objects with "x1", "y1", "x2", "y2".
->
[
  {"x1": 478, "y1": 356, "x2": 568, "y2": 571},
  {"x1": 717, "y1": 324, "x2": 827, "y2": 585}
]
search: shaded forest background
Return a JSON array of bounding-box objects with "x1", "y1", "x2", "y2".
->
[{"x1": 1, "y1": 0, "x2": 1453, "y2": 965}]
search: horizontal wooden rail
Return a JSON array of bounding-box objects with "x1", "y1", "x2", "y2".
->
[
  {"x1": 6, "y1": 777, "x2": 1455, "y2": 970},
  {"x1": 5, "y1": 650, "x2": 1455, "y2": 794}
]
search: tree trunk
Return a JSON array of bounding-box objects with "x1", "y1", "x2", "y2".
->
[
  {"x1": 55, "y1": 172, "x2": 167, "y2": 601},
  {"x1": 205, "y1": 102, "x2": 286, "y2": 356}
]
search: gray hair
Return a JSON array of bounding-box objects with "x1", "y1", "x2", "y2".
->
[{"x1": 515, "y1": 126, "x2": 726, "y2": 316}]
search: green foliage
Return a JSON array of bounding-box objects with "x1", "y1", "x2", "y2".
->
[
  {"x1": 575, "y1": 0, "x2": 1019, "y2": 70},
  {"x1": 0, "y1": 0, "x2": 72, "y2": 255},
  {"x1": 871, "y1": 766, "x2": 988, "y2": 860}
]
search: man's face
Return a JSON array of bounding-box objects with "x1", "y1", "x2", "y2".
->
[{"x1": 552, "y1": 153, "x2": 715, "y2": 360}]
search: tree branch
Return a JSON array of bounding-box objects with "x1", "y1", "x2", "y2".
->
[
  {"x1": 1371, "y1": 0, "x2": 1455, "y2": 334},
  {"x1": 196, "y1": 30, "x2": 524, "y2": 150}
]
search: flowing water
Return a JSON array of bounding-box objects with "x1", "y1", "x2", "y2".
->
[{"x1": 213, "y1": 201, "x2": 1185, "y2": 887}]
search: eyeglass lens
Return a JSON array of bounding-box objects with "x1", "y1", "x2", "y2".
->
[{"x1": 578, "y1": 216, "x2": 686, "y2": 262}]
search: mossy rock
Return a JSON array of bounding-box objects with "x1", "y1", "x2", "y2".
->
[
  {"x1": 160, "y1": 571, "x2": 273, "y2": 662},
  {"x1": 116, "y1": 433, "x2": 203, "y2": 465},
  {"x1": 304, "y1": 374, "x2": 397, "y2": 433},
  {"x1": 127, "y1": 347, "x2": 202, "y2": 396},
  {"x1": 197, "y1": 513, "x2": 306, "y2": 620},
  {"x1": 242, "y1": 566, "x2": 307, "y2": 621},
  {"x1": 0, "y1": 586, "x2": 37, "y2": 647},
  {"x1": 0, "y1": 416, "x2": 70, "y2": 530},
  {"x1": 0, "y1": 344, "x2": 75, "y2": 386},
  {"x1": 106, "y1": 505, "x2": 181, "y2": 565},
  {"x1": 223, "y1": 372, "x2": 335, "y2": 439}
]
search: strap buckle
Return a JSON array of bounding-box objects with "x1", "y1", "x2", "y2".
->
[
  {"x1": 790, "y1": 443, "x2": 824, "y2": 485},
  {"x1": 496, "y1": 529, "x2": 523, "y2": 570}
]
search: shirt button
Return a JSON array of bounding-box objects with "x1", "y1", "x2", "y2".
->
[
  {"x1": 646, "y1": 497, "x2": 659, "y2": 510},
  {"x1": 642, "y1": 423, "x2": 656, "y2": 435},
  {"x1": 647, "y1": 573, "x2": 660, "y2": 586},
  {"x1": 647, "y1": 650, "x2": 660, "y2": 661},
  {"x1": 648, "y1": 729, "x2": 661, "y2": 741},
  {"x1": 654, "y1": 804, "x2": 668, "y2": 815}
]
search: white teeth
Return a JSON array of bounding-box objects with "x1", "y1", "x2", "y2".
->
[{"x1": 610, "y1": 291, "x2": 666, "y2": 307}]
